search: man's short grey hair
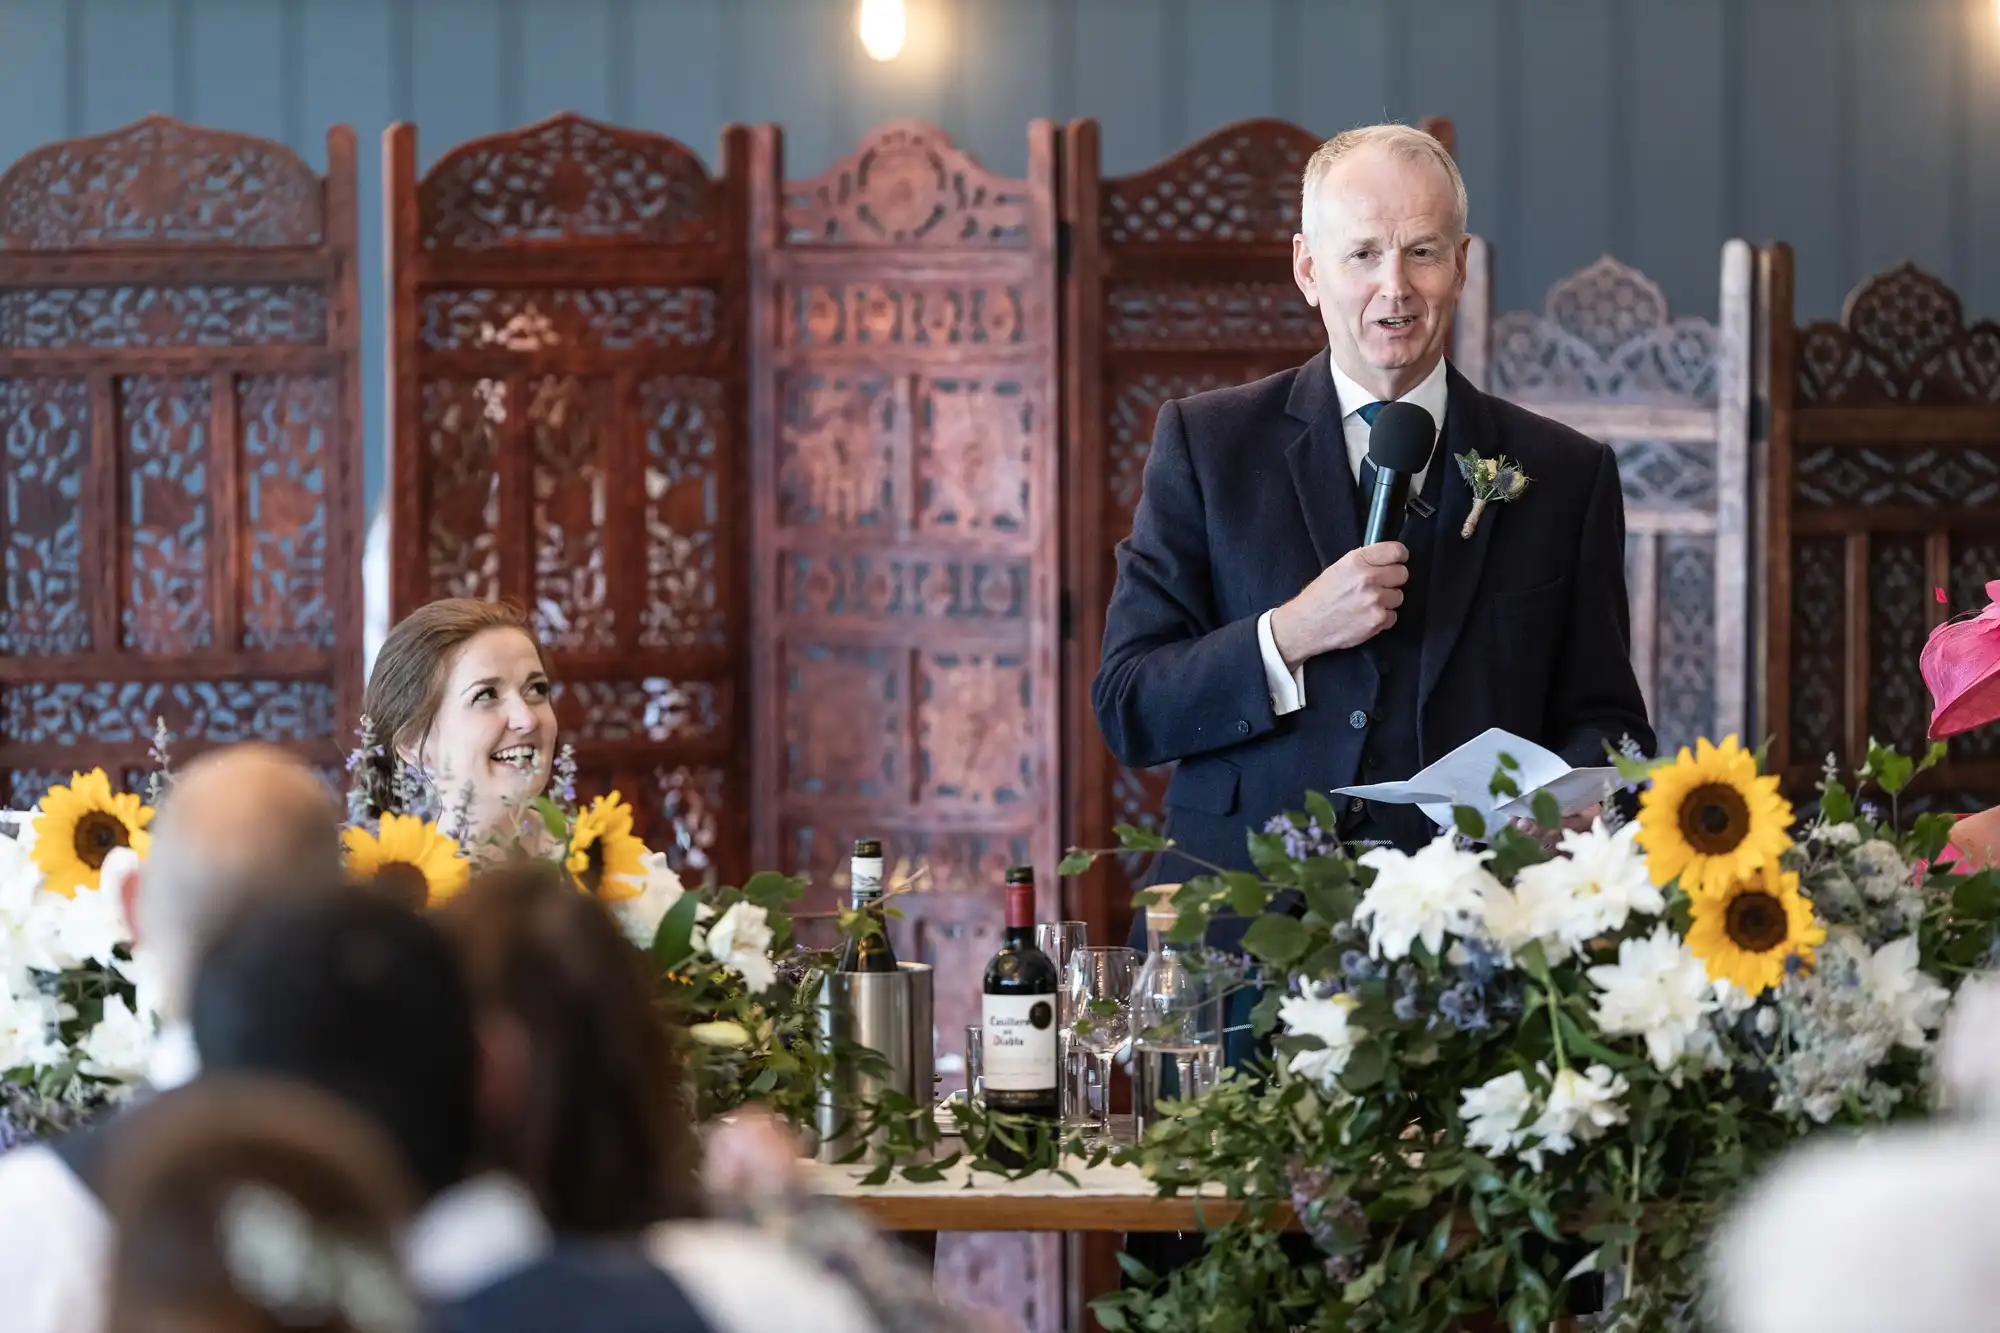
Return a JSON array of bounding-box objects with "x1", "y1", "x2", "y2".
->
[
  {"x1": 135, "y1": 745, "x2": 344, "y2": 1020},
  {"x1": 1299, "y1": 123, "x2": 1469, "y2": 244}
]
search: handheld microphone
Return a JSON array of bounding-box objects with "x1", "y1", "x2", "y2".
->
[{"x1": 1362, "y1": 402, "x2": 1435, "y2": 546}]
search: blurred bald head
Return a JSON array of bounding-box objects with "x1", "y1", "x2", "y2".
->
[{"x1": 134, "y1": 745, "x2": 344, "y2": 1019}]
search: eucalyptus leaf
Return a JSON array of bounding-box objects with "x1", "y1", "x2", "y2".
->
[
  {"x1": 1304, "y1": 790, "x2": 1340, "y2": 830},
  {"x1": 651, "y1": 890, "x2": 703, "y2": 967},
  {"x1": 532, "y1": 795, "x2": 570, "y2": 842},
  {"x1": 1240, "y1": 914, "x2": 1308, "y2": 966},
  {"x1": 1057, "y1": 850, "x2": 1095, "y2": 876},
  {"x1": 1223, "y1": 871, "x2": 1270, "y2": 917},
  {"x1": 1820, "y1": 779, "x2": 1855, "y2": 825},
  {"x1": 1114, "y1": 824, "x2": 1170, "y2": 852},
  {"x1": 1530, "y1": 790, "x2": 1562, "y2": 830}
]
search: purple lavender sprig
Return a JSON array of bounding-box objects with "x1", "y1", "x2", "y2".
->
[
  {"x1": 1262, "y1": 812, "x2": 1340, "y2": 862},
  {"x1": 344, "y1": 715, "x2": 383, "y2": 829},
  {"x1": 552, "y1": 744, "x2": 578, "y2": 808},
  {"x1": 445, "y1": 781, "x2": 478, "y2": 844}
]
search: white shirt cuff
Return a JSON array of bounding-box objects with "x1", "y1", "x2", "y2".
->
[{"x1": 1257, "y1": 610, "x2": 1307, "y2": 716}]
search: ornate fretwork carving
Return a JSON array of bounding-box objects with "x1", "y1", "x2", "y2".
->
[
  {"x1": 1796, "y1": 444, "x2": 2000, "y2": 509},
  {"x1": 1104, "y1": 281, "x2": 1321, "y2": 350},
  {"x1": 916, "y1": 379, "x2": 1034, "y2": 539},
  {"x1": 782, "y1": 121, "x2": 1031, "y2": 247},
  {"x1": 0, "y1": 284, "x2": 327, "y2": 348},
  {"x1": 1797, "y1": 264, "x2": 2000, "y2": 404},
  {"x1": 0, "y1": 115, "x2": 323, "y2": 249},
  {"x1": 555, "y1": 679, "x2": 723, "y2": 744},
  {"x1": 420, "y1": 114, "x2": 716, "y2": 251},
  {"x1": 121, "y1": 375, "x2": 213, "y2": 654},
  {"x1": 1789, "y1": 537, "x2": 1847, "y2": 766},
  {"x1": 240, "y1": 376, "x2": 335, "y2": 651},
  {"x1": 783, "y1": 642, "x2": 904, "y2": 802},
  {"x1": 1612, "y1": 439, "x2": 1718, "y2": 511},
  {"x1": 1654, "y1": 536, "x2": 1718, "y2": 756},
  {"x1": 1100, "y1": 119, "x2": 1318, "y2": 246},
  {"x1": 422, "y1": 378, "x2": 503, "y2": 602},
  {"x1": 1106, "y1": 371, "x2": 1241, "y2": 516},
  {"x1": 781, "y1": 554, "x2": 1028, "y2": 622},
  {"x1": 778, "y1": 374, "x2": 897, "y2": 530},
  {"x1": 529, "y1": 375, "x2": 616, "y2": 653},
  {"x1": 787, "y1": 283, "x2": 1031, "y2": 347},
  {"x1": 1, "y1": 679, "x2": 337, "y2": 746},
  {"x1": 1868, "y1": 537, "x2": 1932, "y2": 754},
  {"x1": 917, "y1": 652, "x2": 1035, "y2": 809},
  {"x1": 418, "y1": 287, "x2": 717, "y2": 351},
  {"x1": 639, "y1": 376, "x2": 729, "y2": 651},
  {"x1": 1490, "y1": 257, "x2": 1719, "y2": 405},
  {"x1": 0, "y1": 378, "x2": 90, "y2": 655}
]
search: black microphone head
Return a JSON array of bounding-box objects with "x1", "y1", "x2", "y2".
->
[{"x1": 1366, "y1": 401, "x2": 1434, "y2": 473}]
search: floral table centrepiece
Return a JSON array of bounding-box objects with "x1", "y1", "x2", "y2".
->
[{"x1": 1059, "y1": 736, "x2": 1998, "y2": 1333}]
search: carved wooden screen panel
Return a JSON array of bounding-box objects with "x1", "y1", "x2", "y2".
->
[
  {"x1": 1062, "y1": 117, "x2": 1454, "y2": 955},
  {"x1": 0, "y1": 116, "x2": 364, "y2": 802},
  {"x1": 1456, "y1": 244, "x2": 1754, "y2": 758},
  {"x1": 1760, "y1": 250, "x2": 2000, "y2": 807},
  {"x1": 747, "y1": 120, "x2": 1063, "y2": 1333},
  {"x1": 386, "y1": 116, "x2": 751, "y2": 879}
]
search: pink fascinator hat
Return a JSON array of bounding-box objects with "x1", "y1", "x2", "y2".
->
[{"x1": 1923, "y1": 579, "x2": 2000, "y2": 739}]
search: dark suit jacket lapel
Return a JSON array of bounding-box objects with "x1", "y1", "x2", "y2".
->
[
  {"x1": 1282, "y1": 350, "x2": 1363, "y2": 569},
  {"x1": 1419, "y1": 365, "x2": 1499, "y2": 716}
]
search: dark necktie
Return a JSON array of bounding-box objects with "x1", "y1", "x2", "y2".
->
[{"x1": 1355, "y1": 400, "x2": 1386, "y2": 506}]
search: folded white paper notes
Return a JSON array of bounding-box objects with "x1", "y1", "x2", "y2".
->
[{"x1": 1331, "y1": 727, "x2": 1619, "y2": 838}]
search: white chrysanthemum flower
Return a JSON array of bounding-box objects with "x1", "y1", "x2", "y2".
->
[
  {"x1": 79, "y1": 994, "x2": 155, "y2": 1083},
  {"x1": 1527, "y1": 1063, "x2": 1629, "y2": 1164},
  {"x1": 1854, "y1": 936, "x2": 1948, "y2": 1049},
  {"x1": 1940, "y1": 973, "x2": 2000, "y2": 1116},
  {"x1": 1587, "y1": 925, "x2": 1718, "y2": 1072},
  {"x1": 1475, "y1": 880, "x2": 1573, "y2": 966},
  {"x1": 1814, "y1": 821, "x2": 1862, "y2": 848},
  {"x1": 706, "y1": 902, "x2": 777, "y2": 993},
  {"x1": 1355, "y1": 837, "x2": 1498, "y2": 961},
  {"x1": 609, "y1": 851, "x2": 713, "y2": 951},
  {"x1": 1460, "y1": 1069, "x2": 1534, "y2": 1158},
  {"x1": 21, "y1": 848, "x2": 135, "y2": 973},
  {"x1": 1510, "y1": 820, "x2": 1663, "y2": 949},
  {"x1": 1277, "y1": 992, "x2": 1363, "y2": 1092},
  {"x1": 0, "y1": 827, "x2": 43, "y2": 929},
  {"x1": 0, "y1": 980, "x2": 67, "y2": 1072}
]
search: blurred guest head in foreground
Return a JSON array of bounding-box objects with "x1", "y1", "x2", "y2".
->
[
  {"x1": 435, "y1": 861, "x2": 701, "y2": 1233},
  {"x1": 132, "y1": 743, "x2": 345, "y2": 1030},
  {"x1": 191, "y1": 887, "x2": 478, "y2": 1201},
  {"x1": 102, "y1": 1077, "x2": 423, "y2": 1333}
]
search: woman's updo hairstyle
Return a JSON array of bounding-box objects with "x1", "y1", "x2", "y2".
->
[{"x1": 359, "y1": 598, "x2": 548, "y2": 817}]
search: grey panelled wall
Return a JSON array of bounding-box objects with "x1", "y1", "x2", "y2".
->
[{"x1": 4, "y1": 0, "x2": 2000, "y2": 512}]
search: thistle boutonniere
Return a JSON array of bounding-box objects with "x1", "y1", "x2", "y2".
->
[{"x1": 1455, "y1": 452, "x2": 1531, "y2": 538}]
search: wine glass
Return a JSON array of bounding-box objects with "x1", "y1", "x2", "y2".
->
[
  {"x1": 1065, "y1": 946, "x2": 1140, "y2": 1145},
  {"x1": 1035, "y1": 922, "x2": 1090, "y2": 1125}
]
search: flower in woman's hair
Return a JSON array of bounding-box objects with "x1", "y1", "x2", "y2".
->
[
  {"x1": 1460, "y1": 1070, "x2": 1534, "y2": 1158},
  {"x1": 1636, "y1": 735, "x2": 1793, "y2": 898},
  {"x1": 1355, "y1": 838, "x2": 1498, "y2": 961},
  {"x1": 31, "y1": 770, "x2": 152, "y2": 898},
  {"x1": 565, "y1": 793, "x2": 649, "y2": 899},
  {"x1": 342, "y1": 815, "x2": 469, "y2": 908},
  {"x1": 706, "y1": 902, "x2": 777, "y2": 993},
  {"x1": 1587, "y1": 925, "x2": 1718, "y2": 1072},
  {"x1": 1685, "y1": 861, "x2": 1824, "y2": 998},
  {"x1": 1526, "y1": 1063, "x2": 1629, "y2": 1165},
  {"x1": 1277, "y1": 992, "x2": 1363, "y2": 1092},
  {"x1": 609, "y1": 851, "x2": 712, "y2": 951}
]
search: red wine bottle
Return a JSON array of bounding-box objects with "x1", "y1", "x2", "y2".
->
[
  {"x1": 836, "y1": 839, "x2": 897, "y2": 973},
  {"x1": 980, "y1": 866, "x2": 1058, "y2": 1159}
]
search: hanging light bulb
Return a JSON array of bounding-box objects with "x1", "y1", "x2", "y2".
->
[{"x1": 858, "y1": 0, "x2": 906, "y2": 62}]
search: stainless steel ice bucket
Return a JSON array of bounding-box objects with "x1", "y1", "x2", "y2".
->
[{"x1": 813, "y1": 960, "x2": 935, "y2": 1165}]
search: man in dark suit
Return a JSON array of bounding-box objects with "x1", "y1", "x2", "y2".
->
[{"x1": 1093, "y1": 123, "x2": 1655, "y2": 938}]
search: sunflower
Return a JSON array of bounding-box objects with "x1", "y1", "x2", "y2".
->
[
  {"x1": 566, "y1": 792, "x2": 648, "y2": 900},
  {"x1": 1635, "y1": 735, "x2": 1794, "y2": 897},
  {"x1": 1685, "y1": 861, "x2": 1825, "y2": 997},
  {"x1": 343, "y1": 814, "x2": 470, "y2": 908},
  {"x1": 32, "y1": 769, "x2": 153, "y2": 897}
]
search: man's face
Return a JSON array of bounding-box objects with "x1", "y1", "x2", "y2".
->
[{"x1": 1293, "y1": 146, "x2": 1468, "y2": 395}]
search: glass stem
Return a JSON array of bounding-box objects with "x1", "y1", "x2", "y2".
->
[{"x1": 1096, "y1": 1050, "x2": 1114, "y2": 1139}]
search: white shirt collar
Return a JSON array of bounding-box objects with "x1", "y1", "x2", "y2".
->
[
  {"x1": 402, "y1": 1172, "x2": 552, "y2": 1302},
  {"x1": 1327, "y1": 353, "x2": 1449, "y2": 433}
]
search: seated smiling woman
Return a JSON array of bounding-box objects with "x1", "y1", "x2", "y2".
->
[{"x1": 361, "y1": 599, "x2": 559, "y2": 858}]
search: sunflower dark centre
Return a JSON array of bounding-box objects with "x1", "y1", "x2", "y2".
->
[
  {"x1": 578, "y1": 837, "x2": 606, "y2": 896},
  {"x1": 371, "y1": 861, "x2": 432, "y2": 909},
  {"x1": 1724, "y1": 891, "x2": 1789, "y2": 953},
  {"x1": 1679, "y1": 783, "x2": 1750, "y2": 855},
  {"x1": 71, "y1": 812, "x2": 130, "y2": 870}
]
